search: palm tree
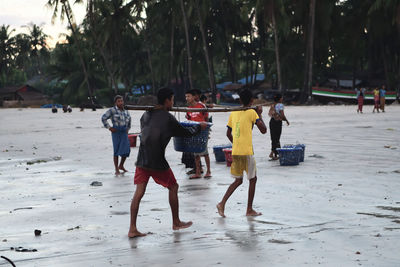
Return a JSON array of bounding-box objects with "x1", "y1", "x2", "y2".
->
[
  {"x1": 194, "y1": 0, "x2": 216, "y2": 101},
  {"x1": 0, "y1": 25, "x2": 16, "y2": 80},
  {"x1": 302, "y1": 0, "x2": 316, "y2": 102},
  {"x1": 23, "y1": 23, "x2": 48, "y2": 75},
  {"x1": 179, "y1": 0, "x2": 193, "y2": 90},
  {"x1": 47, "y1": 0, "x2": 95, "y2": 103}
]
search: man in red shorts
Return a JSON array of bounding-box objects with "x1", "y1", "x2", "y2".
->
[{"x1": 128, "y1": 87, "x2": 207, "y2": 238}]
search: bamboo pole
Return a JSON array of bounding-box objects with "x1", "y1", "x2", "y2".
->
[{"x1": 125, "y1": 105, "x2": 261, "y2": 113}]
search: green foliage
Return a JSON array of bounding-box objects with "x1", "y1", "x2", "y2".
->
[{"x1": 1, "y1": 0, "x2": 400, "y2": 105}]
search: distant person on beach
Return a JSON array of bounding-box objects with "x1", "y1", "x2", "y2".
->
[
  {"x1": 67, "y1": 105, "x2": 72, "y2": 113},
  {"x1": 62, "y1": 105, "x2": 68, "y2": 113},
  {"x1": 217, "y1": 89, "x2": 266, "y2": 217},
  {"x1": 51, "y1": 104, "x2": 57, "y2": 113},
  {"x1": 373, "y1": 88, "x2": 380, "y2": 113},
  {"x1": 128, "y1": 87, "x2": 207, "y2": 238},
  {"x1": 185, "y1": 90, "x2": 211, "y2": 179},
  {"x1": 380, "y1": 85, "x2": 386, "y2": 112},
  {"x1": 268, "y1": 94, "x2": 289, "y2": 160},
  {"x1": 101, "y1": 95, "x2": 131, "y2": 175},
  {"x1": 355, "y1": 87, "x2": 366, "y2": 113}
]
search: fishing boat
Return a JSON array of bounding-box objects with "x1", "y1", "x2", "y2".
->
[{"x1": 312, "y1": 87, "x2": 397, "y2": 103}]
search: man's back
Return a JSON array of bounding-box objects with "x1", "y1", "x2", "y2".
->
[{"x1": 227, "y1": 109, "x2": 259, "y2": 156}]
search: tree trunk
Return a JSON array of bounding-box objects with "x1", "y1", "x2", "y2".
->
[
  {"x1": 169, "y1": 17, "x2": 175, "y2": 86},
  {"x1": 301, "y1": 0, "x2": 316, "y2": 103},
  {"x1": 146, "y1": 47, "x2": 156, "y2": 94},
  {"x1": 194, "y1": 0, "x2": 216, "y2": 101},
  {"x1": 271, "y1": 0, "x2": 282, "y2": 92},
  {"x1": 63, "y1": 2, "x2": 94, "y2": 103},
  {"x1": 180, "y1": 0, "x2": 193, "y2": 90}
]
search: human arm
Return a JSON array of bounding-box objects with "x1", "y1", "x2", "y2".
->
[
  {"x1": 280, "y1": 110, "x2": 290, "y2": 126},
  {"x1": 226, "y1": 127, "x2": 233, "y2": 143},
  {"x1": 101, "y1": 109, "x2": 117, "y2": 132},
  {"x1": 126, "y1": 112, "x2": 132, "y2": 133},
  {"x1": 254, "y1": 107, "x2": 267, "y2": 134}
]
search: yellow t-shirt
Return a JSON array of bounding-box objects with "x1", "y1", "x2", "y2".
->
[{"x1": 227, "y1": 109, "x2": 260, "y2": 155}]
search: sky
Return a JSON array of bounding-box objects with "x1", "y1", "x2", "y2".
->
[{"x1": 0, "y1": 0, "x2": 86, "y2": 47}]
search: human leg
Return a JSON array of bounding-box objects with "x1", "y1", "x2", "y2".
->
[
  {"x1": 113, "y1": 156, "x2": 120, "y2": 175},
  {"x1": 169, "y1": 183, "x2": 193, "y2": 230},
  {"x1": 204, "y1": 154, "x2": 211, "y2": 178},
  {"x1": 190, "y1": 155, "x2": 202, "y2": 179},
  {"x1": 217, "y1": 178, "x2": 243, "y2": 217},
  {"x1": 128, "y1": 182, "x2": 148, "y2": 237},
  {"x1": 119, "y1": 156, "x2": 128, "y2": 172},
  {"x1": 246, "y1": 177, "x2": 261, "y2": 216}
]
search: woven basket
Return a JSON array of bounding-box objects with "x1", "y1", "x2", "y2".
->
[
  {"x1": 213, "y1": 144, "x2": 232, "y2": 162},
  {"x1": 277, "y1": 147, "x2": 302, "y2": 166},
  {"x1": 283, "y1": 144, "x2": 305, "y2": 162},
  {"x1": 173, "y1": 122, "x2": 211, "y2": 153}
]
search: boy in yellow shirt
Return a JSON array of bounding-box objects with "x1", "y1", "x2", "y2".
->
[{"x1": 217, "y1": 89, "x2": 267, "y2": 217}]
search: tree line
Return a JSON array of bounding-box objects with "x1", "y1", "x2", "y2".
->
[{"x1": 0, "y1": 0, "x2": 399, "y2": 105}]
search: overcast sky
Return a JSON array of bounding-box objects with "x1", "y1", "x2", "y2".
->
[{"x1": 0, "y1": 0, "x2": 86, "y2": 47}]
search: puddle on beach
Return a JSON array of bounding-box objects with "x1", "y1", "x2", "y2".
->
[
  {"x1": 180, "y1": 185, "x2": 209, "y2": 191},
  {"x1": 377, "y1": 206, "x2": 400, "y2": 212},
  {"x1": 268, "y1": 239, "x2": 292, "y2": 244},
  {"x1": 110, "y1": 211, "x2": 129, "y2": 215},
  {"x1": 357, "y1": 212, "x2": 400, "y2": 220},
  {"x1": 355, "y1": 126, "x2": 373, "y2": 129}
]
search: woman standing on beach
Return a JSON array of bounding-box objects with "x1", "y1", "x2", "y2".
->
[
  {"x1": 355, "y1": 87, "x2": 365, "y2": 113},
  {"x1": 268, "y1": 94, "x2": 289, "y2": 160}
]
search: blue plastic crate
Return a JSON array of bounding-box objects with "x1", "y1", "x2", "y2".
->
[
  {"x1": 277, "y1": 147, "x2": 302, "y2": 166},
  {"x1": 213, "y1": 144, "x2": 232, "y2": 162},
  {"x1": 173, "y1": 122, "x2": 211, "y2": 153},
  {"x1": 283, "y1": 144, "x2": 305, "y2": 162}
]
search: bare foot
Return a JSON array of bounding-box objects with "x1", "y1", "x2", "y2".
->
[
  {"x1": 115, "y1": 170, "x2": 121, "y2": 175},
  {"x1": 204, "y1": 172, "x2": 212, "y2": 178},
  {"x1": 246, "y1": 209, "x2": 262, "y2": 216},
  {"x1": 172, "y1": 221, "x2": 193, "y2": 230},
  {"x1": 119, "y1": 166, "x2": 128, "y2": 172},
  {"x1": 189, "y1": 174, "x2": 201, "y2": 179},
  {"x1": 216, "y1": 203, "x2": 225, "y2": 217},
  {"x1": 128, "y1": 229, "x2": 147, "y2": 238}
]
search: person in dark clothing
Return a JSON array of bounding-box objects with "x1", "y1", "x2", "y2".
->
[
  {"x1": 128, "y1": 87, "x2": 207, "y2": 238},
  {"x1": 268, "y1": 94, "x2": 289, "y2": 160}
]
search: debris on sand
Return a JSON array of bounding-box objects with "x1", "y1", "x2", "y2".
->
[
  {"x1": 34, "y1": 229, "x2": 41, "y2": 236},
  {"x1": 26, "y1": 156, "x2": 62, "y2": 165},
  {"x1": 309, "y1": 154, "x2": 324, "y2": 159},
  {"x1": 90, "y1": 181, "x2": 103, "y2": 186},
  {"x1": 13, "y1": 207, "x2": 33, "y2": 211},
  {"x1": 67, "y1": 226, "x2": 80, "y2": 231},
  {"x1": 11, "y1": 247, "x2": 37, "y2": 252}
]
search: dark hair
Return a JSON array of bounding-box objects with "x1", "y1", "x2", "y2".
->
[
  {"x1": 114, "y1": 95, "x2": 123, "y2": 103},
  {"x1": 192, "y1": 89, "x2": 202, "y2": 96},
  {"x1": 185, "y1": 90, "x2": 195, "y2": 96},
  {"x1": 200, "y1": 94, "x2": 207, "y2": 102},
  {"x1": 273, "y1": 93, "x2": 282, "y2": 103},
  {"x1": 239, "y1": 89, "x2": 253, "y2": 106},
  {"x1": 157, "y1": 87, "x2": 174, "y2": 105}
]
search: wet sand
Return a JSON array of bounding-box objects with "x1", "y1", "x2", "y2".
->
[{"x1": 0, "y1": 105, "x2": 399, "y2": 266}]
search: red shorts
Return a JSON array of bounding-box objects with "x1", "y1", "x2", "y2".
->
[{"x1": 134, "y1": 167, "x2": 177, "y2": 188}]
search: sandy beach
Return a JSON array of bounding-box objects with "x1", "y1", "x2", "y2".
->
[{"x1": 0, "y1": 104, "x2": 399, "y2": 266}]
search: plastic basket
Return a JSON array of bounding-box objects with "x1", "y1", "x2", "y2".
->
[
  {"x1": 283, "y1": 144, "x2": 305, "y2": 162},
  {"x1": 128, "y1": 134, "x2": 138, "y2": 147},
  {"x1": 276, "y1": 147, "x2": 302, "y2": 166},
  {"x1": 173, "y1": 122, "x2": 211, "y2": 153},
  {"x1": 223, "y1": 148, "x2": 232, "y2": 167},
  {"x1": 213, "y1": 144, "x2": 232, "y2": 162}
]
